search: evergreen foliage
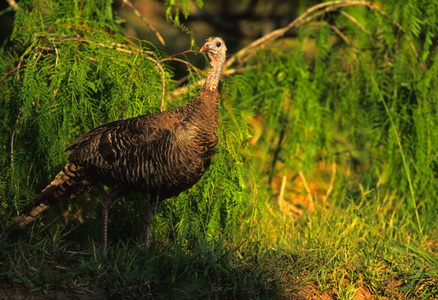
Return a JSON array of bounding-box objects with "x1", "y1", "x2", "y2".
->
[
  {"x1": 1, "y1": 0, "x2": 437, "y2": 297},
  {"x1": 223, "y1": 1, "x2": 438, "y2": 235},
  {"x1": 0, "y1": 0, "x2": 166, "y2": 215}
]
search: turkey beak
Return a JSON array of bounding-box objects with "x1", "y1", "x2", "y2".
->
[{"x1": 200, "y1": 44, "x2": 209, "y2": 53}]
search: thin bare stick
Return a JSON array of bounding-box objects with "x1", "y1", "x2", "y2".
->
[
  {"x1": 158, "y1": 56, "x2": 196, "y2": 66},
  {"x1": 330, "y1": 25, "x2": 354, "y2": 47},
  {"x1": 339, "y1": 11, "x2": 371, "y2": 35},
  {"x1": 278, "y1": 175, "x2": 287, "y2": 207},
  {"x1": 35, "y1": 33, "x2": 155, "y2": 56},
  {"x1": 144, "y1": 56, "x2": 166, "y2": 111},
  {"x1": 38, "y1": 43, "x2": 60, "y2": 66},
  {"x1": 51, "y1": 40, "x2": 59, "y2": 66},
  {"x1": 0, "y1": 65, "x2": 22, "y2": 83},
  {"x1": 16, "y1": 57, "x2": 24, "y2": 80},
  {"x1": 290, "y1": 205, "x2": 304, "y2": 215},
  {"x1": 56, "y1": 37, "x2": 153, "y2": 55},
  {"x1": 325, "y1": 159, "x2": 337, "y2": 207},
  {"x1": 158, "y1": 57, "x2": 204, "y2": 79},
  {"x1": 174, "y1": 74, "x2": 191, "y2": 87},
  {"x1": 121, "y1": 0, "x2": 165, "y2": 46},
  {"x1": 299, "y1": 171, "x2": 314, "y2": 212},
  {"x1": 169, "y1": 64, "x2": 254, "y2": 97},
  {"x1": 6, "y1": 0, "x2": 19, "y2": 11}
]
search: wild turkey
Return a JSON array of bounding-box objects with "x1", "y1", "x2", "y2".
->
[{"x1": 14, "y1": 37, "x2": 227, "y2": 252}]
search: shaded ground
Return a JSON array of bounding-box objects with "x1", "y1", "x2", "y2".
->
[
  {"x1": 3, "y1": 277, "x2": 429, "y2": 299},
  {"x1": 0, "y1": 284, "x2": 108, "y2": 300}
]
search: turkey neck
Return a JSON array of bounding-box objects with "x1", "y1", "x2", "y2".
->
[
  {"x1": 204, "y1": 51, "x2": 226, "y2": 91},
  {"x1": 186, "y1": 50, "x2": 225, "y2": 132}
]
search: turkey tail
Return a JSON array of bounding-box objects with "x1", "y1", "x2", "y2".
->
[{"x1": 14, "y1": 163, "x2": 92, "y2": 227}]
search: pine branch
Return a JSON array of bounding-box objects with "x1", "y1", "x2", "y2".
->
[{"x1": 19, "y1": 33, "x2": 168, "y2": 111}]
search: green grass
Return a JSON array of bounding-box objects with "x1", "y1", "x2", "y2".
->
[{"x1": 1, "y1": 186, "x2": 437, "y2": 299}]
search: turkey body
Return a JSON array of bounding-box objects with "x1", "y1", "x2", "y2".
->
[
  {"x1": 67, "y1": 87, "x2": 218, "y2": 200},
  {"x1": 15, "y1": 37, "x2": 227, "y2": 252}
]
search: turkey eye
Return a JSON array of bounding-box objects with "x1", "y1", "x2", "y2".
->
[{"x1": 216, "y1": 42, "x2": 221, "y2": 47}]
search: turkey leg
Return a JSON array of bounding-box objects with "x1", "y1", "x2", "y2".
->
[
  {"x1": 143, "y1": 201, "x2": 157, "y2": 248},
  {"x1": 100, "y1": 185, "x2": 124, "y2": 253}
]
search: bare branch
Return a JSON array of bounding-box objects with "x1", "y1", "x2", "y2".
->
[
  {"x1": 299, "y1": 171, "x2": 314, "y2": 213},
  {"x1": 330, "y1": 25, "x2": 355, "y2": 47},
  {"x1": 0, "y1": 65, "x2": 23, "y2": 83},
  {"x1": 6, "y1": 0, "x2": 19, "y2": 11},
  {"x1": 159, "y1": 57, "x2": 202, "y2": 76},
  {"x1": 278, "y1": 175, "x2": 287, "y2": 208},
  {"x1": 159, "y1": 57, "x2": 204, "y2": 81},
  {"x1": 143, "y1": 56, "x2": 166, "y2": 111},
  {"x1": 339, "y1": 10, "x2": 371, "y2": 36},
  {"x1": 55, "y1": 36, "x2": 154, "y2": 55},
  {"x1": 121, "y1": 0, "x2": 166, "y2": 46},
  {"x1": 224, "y1": 1, "x2": 424, "y2": 69},
  {"x1": 224, "y1": 1, "x2": 370, "y2": 68},
  {"x1": 325, "y1": 159, "x2": 337, "y2": 206}
]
